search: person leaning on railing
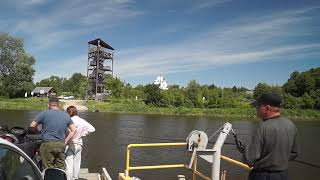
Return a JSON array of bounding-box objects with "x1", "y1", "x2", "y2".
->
[{"x1": 237, "y1": 93, "x2": 300, "y2": 180}]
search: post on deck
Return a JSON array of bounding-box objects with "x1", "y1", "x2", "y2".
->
[{"x1": 211, "y1": 122, "x2": 232, "y2": 180}]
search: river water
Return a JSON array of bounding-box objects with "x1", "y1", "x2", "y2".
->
[{"x1": 0, "y1": 109, "x2": 319, "y2": 180}]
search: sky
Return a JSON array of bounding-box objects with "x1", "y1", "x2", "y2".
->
[{"x1": 1, "y1": 0, "x2": 320, "y2": 89}]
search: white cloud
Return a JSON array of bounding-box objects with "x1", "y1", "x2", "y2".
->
[
  {"x1": 34, "y1": 55, "x2": 88, "y2": 82},
  {"x1": 6, "y1": 0, "x2": 143, "y2": 51},
  {"x1": 2, "y1": 2, "x2": 319, "y2": 83},
  {"x1": 115, "y1": 7, "x2": 320, "y2": 78},
  {"x1": 192, "y1": 0, "x2": 232, "y2": 10},
  {"x1": 24, "y1": 0, "x2": 47, "y2": 5}
]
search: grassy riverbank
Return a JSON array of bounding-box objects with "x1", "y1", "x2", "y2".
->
[
  {"x1": 0, "y1": 98, "x2": 319, "y2": 120},
  {"x1": 0, "y1": 97, "x2": 65, "y2": 110},
  {"x1": 86, "y1": 100, "x2": 320, "y2": 120}
]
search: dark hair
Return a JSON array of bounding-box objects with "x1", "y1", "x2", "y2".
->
[
  {"x1": 67, "y1": 106, "x2": 77, "y2": 117},
  {"x1": 49, "y1": 96, "x2": 59, "y2": 103}
]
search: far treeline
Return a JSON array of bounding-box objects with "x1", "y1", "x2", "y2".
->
[{"x1": 0, "y1": 33, "x2": 319, "y2": 111}]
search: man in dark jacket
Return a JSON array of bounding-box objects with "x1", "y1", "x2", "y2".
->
[{"x1": 242, "y1": 93, "x2": 300, "y2": 180}]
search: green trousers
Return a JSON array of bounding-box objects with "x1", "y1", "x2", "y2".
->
[{"x1": 40, "y1": 141, "x2": 66, "y2": 170}]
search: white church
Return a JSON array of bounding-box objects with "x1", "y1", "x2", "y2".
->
[{"x1": 153, "y1": 75, "x2": 168, "y2": 90}]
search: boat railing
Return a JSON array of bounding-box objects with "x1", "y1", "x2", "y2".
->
[{"x1": 119, "y1": 142, "x2": 251, "y2": 180}]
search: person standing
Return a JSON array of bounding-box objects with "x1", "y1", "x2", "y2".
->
[
  {"x1": 30, "y1": 96, "x2": 77, "y2": 170},
  {"x1": 65, "y1": 106, "x2": 95, "y2": 180},
  {"x1": 240, "y1": 93, "x2": 300, "y2": 180}
]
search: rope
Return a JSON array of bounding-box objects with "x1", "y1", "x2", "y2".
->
[
  {"x1": 294, "y1": 159, "x2": 320, "y2": 169},
  {"x1": 208, "y1": 126, "x2": 223, "y2": 141}
]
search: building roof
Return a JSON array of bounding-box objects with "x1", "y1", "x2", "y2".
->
[
  {"x1": 88, "y1": 38, "x2": 115, "y2": 50},
  {"x1": 32, "y1": 87, "x2": 54, "y2": 93}
]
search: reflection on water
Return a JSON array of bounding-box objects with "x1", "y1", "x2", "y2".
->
[{"x1": 0, "y1": 109, "x2": 319, "y2": 180}]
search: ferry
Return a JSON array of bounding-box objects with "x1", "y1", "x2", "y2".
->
[
  {"x1": 0, "y1": 122, "x2": 251, "y2": 180},
  {"x1": 100, "y1": 122, "x2": 251, "y2": 180}
]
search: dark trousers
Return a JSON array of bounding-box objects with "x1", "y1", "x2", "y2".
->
[{"x1": 248, "y1": 170, "x2": 288, "y2": 180}]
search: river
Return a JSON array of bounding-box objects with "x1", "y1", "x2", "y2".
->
[{"x1": 0, "y1": 109, "x2": 319, "y2": 180}]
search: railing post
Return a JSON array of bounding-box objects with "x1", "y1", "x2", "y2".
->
[
  {"x1": 125, "y1": 147, "x2": 131, "y2": 177},
  {"x1": 192, "y1": 156, "x2": 197, "y2": 180},
  {"x1": 211, "y1": 123, "x2": 232, "y2": 180}
]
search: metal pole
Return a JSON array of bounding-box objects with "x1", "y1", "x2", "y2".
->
[
  {"x1": 112, "y1": 55, "x2": 114, "y2": 77},
  {"x1": 193, "y1": 156, "x2": 197, "y2": 180},
  {"x1": 125, "y1": 147, "x2": 130, "y2": 177},
  {"x1": 211, "y1": 122, "x2": 232, "y2": 180},
  {"x1": 95, "y1": 40, "x2": 100, "y2": 100},
  {"x1": 86, "y1": 44, "x2": 90, "y2": 100}
]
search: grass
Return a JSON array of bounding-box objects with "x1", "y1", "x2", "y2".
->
[
  {"x1": 0, "y1": 98, "x2": 319, "y2": 120},
  {"x1": 0, "y1": 97, "x2": 65, "y2": 110},
  {"x1": 85, "y1": 99, "x2": 320, "y2": 121}
]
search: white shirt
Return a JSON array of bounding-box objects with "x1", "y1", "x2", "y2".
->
[{"x1": 69, "y1": 115, "x2": 95, "y2": 145}]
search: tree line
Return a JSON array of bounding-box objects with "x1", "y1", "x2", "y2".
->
[
  {"x1": 1, "y1": 33, "x2": 319, "y2": 110},
  {"x1": 104, "y1": 69, "x2": 320, "y2": 110}
]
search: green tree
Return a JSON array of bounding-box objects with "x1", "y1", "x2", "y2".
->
[
  {"x1": 295, "y1": 73, "x2": 315, "y2": 96},
  {"x1": 78, "y1": 80, "x2": 87, "y2": 99},
  {"x1": 283, "y1": 71, "x2": 299, "y2": 96},
  {"x1": 162, "y1": 88, "x2": 185, "y2": 107},
  {"x1": 206, "y1": 89, "x2": 220, "y2": 108},
  {"x1": 169, "y1": 84, "x2": 180, "y2": 89},
  {"x1": 104, "y1": 75, "x2": 125, "y2": 98},
  {"x1": 310, "y1": 89, "x2": 320, "y2": 110},
  {"x1": 186, "y1": 80, "x2": 203, "y2": 108},
  {"x1": 300, "y1": 92, "x2": 315, "y2": 109},
  {"x1": 253, "y1": 83, "x2": 282, "y2": 98},
  {"x1": 0, "y1": 33, "x2": 35, "y2": 98},
  {"x1": 282, "y1": 93, "x2": 300, "y2": 109},
  {"x1": 208, "y1": 84, "x2": 216, "y2": 89},
  {"x1": 232, "y1": 85, "x2": 238, "y2": 93},
  {"x1": 283, "y1": 68, "x2": 319, "y2": 97},
  {"x1": 36, "y1": 76, "x2": 64, "y2": 94},
  {"x1": 67, "y1": 73, "x2": 87, "y2": 98},
  {"x1": 253, "y1": 83, "x2": 270, "y2": 98},
  {"x1": 310, "y1": 68, "x2": 320, "y2": 90},
  {"x1": 144, "y1": 84, "x2": 163, "y2": 106}
]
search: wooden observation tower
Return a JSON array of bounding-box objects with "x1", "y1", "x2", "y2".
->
[{"x1": 86, "y1": 38, "x2": 115, "y2": 100}]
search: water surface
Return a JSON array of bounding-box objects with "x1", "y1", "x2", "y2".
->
[{"x1": 0, "y1": 109, "x2": 319, "y2": 180}]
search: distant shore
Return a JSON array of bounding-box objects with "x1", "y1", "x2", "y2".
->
[
  {"x1": 86, "y1": 100, "x2": 320, "y2": 121},
  {"x1": 0, "y1": 97, "x2": 319, "y2": 120}
]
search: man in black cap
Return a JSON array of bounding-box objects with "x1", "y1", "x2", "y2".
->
[
  {"x1": 30, "y1": 96, "x2": 77, "y2": 170},
  {"x1": 241, "y1": 92, "x2": 300, "y2": 180}
]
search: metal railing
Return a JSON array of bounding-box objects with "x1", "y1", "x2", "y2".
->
[
  {"x1": 119, "y1": 142, "x2": 251, "y2": 180},
  {"x1": 124, "y1": 142, "x2": 187, "y2": 177}
]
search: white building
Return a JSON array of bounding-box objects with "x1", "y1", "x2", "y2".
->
[{"x1": 153, "y1": 75, "x2": 168, "y2": 90}]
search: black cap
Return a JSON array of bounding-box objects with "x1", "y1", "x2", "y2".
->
[
  {"x1": 49, "y1": 96, "x2": 59, "y2": 103},
  {"x1": 251, "y1": 93, "x2": 282, "y2": 107}
]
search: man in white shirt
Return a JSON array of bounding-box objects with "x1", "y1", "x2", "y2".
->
[{"x1": 65, "y1": 106, "x2": 95, "y2": 180}]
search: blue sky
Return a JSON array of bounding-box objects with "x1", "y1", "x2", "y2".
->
[{"x1": 1, "y1": 0, "x2": 319, "y2": 89}]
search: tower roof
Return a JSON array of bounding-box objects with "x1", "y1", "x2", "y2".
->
[{"x1": 88, "y1": 38, "x2": 115, "y2": 50}]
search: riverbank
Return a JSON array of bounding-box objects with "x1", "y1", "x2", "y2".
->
[
  {"x1": 0, "y1": 97, "x2": 48, "y2": 110},
  {"x1": 0, "y1": 98, "x2": 319, "y2": 120},
  {"x1": 0, "y1": 97, "x2": 65, "y2": 110},
  {"x1": 60, "y1": 99, "x2": 88, "y2": 111},
  {"x1": 85, "y1": 100, "x2": 320, "y2": 121}
]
